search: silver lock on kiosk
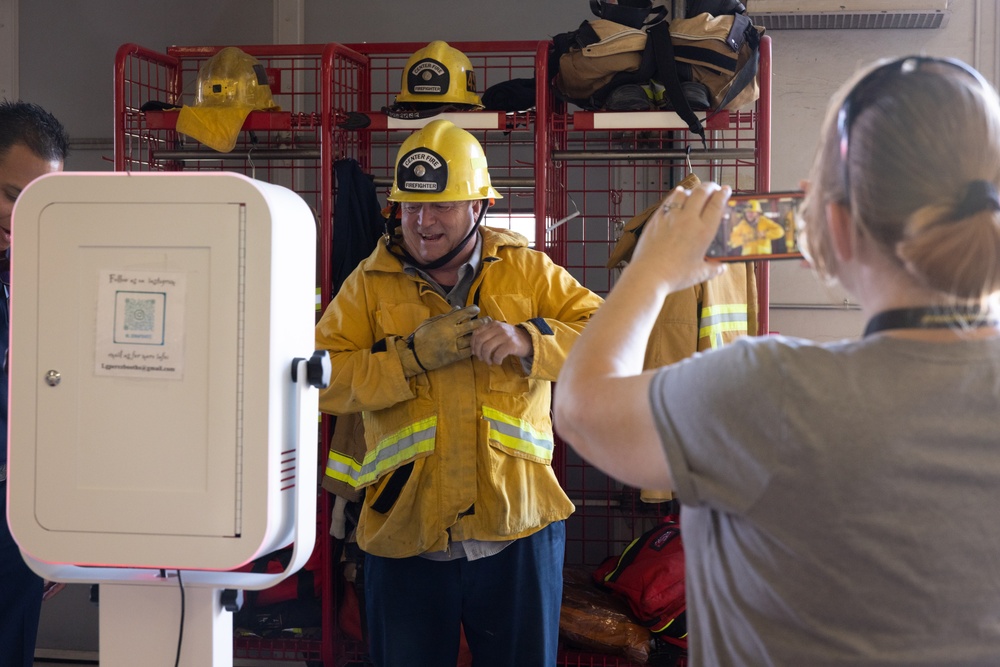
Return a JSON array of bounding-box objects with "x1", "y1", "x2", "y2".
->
[{"x1": 7, "y1": 172, "x2": 328, "y2": 667}]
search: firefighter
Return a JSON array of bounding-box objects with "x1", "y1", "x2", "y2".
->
[
  {"x1": 727, "y1": 198, "x2": 785, "y2": 256},
  {"x1": 316, "y1": 119, "x2": 602, "y2": 667}
]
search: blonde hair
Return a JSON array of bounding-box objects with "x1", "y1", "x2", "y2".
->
[{"x1": 799, "y1": 58, "x2": 1000, "y2": 303}]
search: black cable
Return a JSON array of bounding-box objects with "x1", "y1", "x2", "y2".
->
[{"x1": 174, "y1": 570, "x2": 185, "y2": 667}]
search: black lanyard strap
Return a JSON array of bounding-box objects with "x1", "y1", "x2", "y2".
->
[{"x1": 863, "y1": 306, "x2": 996, "y2": 337}]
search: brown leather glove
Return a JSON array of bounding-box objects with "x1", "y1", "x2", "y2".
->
[{"x1": 395, "y1": 305, "x2": 491, "y2": 377}]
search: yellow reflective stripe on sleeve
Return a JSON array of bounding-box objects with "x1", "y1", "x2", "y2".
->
[
  {"x1": 699, "y1": 303, "x2": 748, "y2": 349},
  {"x1": 325, "y1": 416, "x2": 437, "y2": 488},
  {"x1": 481, "y1": 406, "x2": 554, "y2": 462},
  {"x1": 324, "y1": 450, "x2": 362, "y2": 488}
]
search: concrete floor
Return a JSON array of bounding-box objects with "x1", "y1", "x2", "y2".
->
[{"x1": 34, "y1": 582, "x2": 315, "y2": 666}]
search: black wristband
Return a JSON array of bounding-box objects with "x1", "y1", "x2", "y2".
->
[{"x1": 406, "y1": 333, "x2": 429, "y2": 371}]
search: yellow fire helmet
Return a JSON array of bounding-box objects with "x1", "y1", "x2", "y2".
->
[
  {"x1": 175, "y1": 47, "x2": 279, "y2": 153},
  {"x1": 387, "y1": 119, "x2": 501, "y2": 204},
  {"x1": 394, "y1": 41, "x2": 484, "y2": 109},
  {"x1": 746, "y1": 199, "x2": 763, "y2": 213}
]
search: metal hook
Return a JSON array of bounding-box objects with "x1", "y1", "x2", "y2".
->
[
  {"x1": 546, "y1": 195, "x2": 581, "y2": 233},
  {"x1": 247, "y1": 130, "x2": 259, "y2": 180},
  {"x1": 685, "y1": 144, "x2": 693, "y2": 175}
]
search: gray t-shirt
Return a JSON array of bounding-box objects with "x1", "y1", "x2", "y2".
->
[{"x1": 651, "y1": 334, "x2": 1000, "y2": 666}]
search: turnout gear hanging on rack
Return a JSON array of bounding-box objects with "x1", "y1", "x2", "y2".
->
[
  {"x1": 332, "y1": 158, "x2": 385, "y2": 297},
  {"x1": 323, "y1": 412, "x2": 367, "y2": 503},
  {"x1": 321, "y1": 158, "x2": 387, "y2": 504}
]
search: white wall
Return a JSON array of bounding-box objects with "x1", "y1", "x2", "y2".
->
[
  {"x1": 15, "y1": 0, "x2": 275, "y2": 171},
  {"x1": 763, "y1": 1, "x2": 999, "y2": 340},
  {"x1": 300, "y1": 0, "x2": 594, "y2": 43}
]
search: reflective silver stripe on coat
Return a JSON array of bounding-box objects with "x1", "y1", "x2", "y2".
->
[
  {"x1": 482, "y1": 406, "x2": 554, "y2": 461},
  {"x1": 699, "y1": 303, "x2": 748, "y2": 349},
  {"x1": 325, "y1": 416, "x2": 437, "y2": 488}
]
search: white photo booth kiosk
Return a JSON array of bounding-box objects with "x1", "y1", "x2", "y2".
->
[{"x1": 6, "y1": 172, "x2": 328, "y2": 666}]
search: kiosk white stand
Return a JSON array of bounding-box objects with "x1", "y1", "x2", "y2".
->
[{"x1": 6, "y1": 172, "x2": 328, "y2": 667}]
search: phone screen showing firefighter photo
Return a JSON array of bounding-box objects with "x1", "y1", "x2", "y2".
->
[{"x1": 706, "y1": 192, "x2": 805, "y2": 262}]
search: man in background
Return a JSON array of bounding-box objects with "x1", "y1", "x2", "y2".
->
[{"x1": 0, "y1": 100, "x2": 69, "y2": 667}]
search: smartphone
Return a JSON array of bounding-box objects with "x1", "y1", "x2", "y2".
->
[{"x1": 705, "y1": 191, "x2": 805, "y2": 262}]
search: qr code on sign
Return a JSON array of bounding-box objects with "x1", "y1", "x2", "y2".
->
[{"x1": 123, "y1": 297, "x2": 156, "y2": 331}]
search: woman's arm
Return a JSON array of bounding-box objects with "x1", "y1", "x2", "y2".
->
[{"x1": 554, "y1": 184, "x2": 731, "y2": 490}]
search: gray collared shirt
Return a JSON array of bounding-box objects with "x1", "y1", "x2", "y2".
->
[{"x1": 403, "y1": 233, "x2": 482, "y2": 306}]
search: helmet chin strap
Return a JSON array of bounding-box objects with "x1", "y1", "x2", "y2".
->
[{"x1": 385, "y1": 200, "x2": 489, "y2": 271}]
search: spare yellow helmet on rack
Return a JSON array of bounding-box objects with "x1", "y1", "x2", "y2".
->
[
  {"x1": 195, "y1": 46, "x2": 277, "y2": 111},
  {"x1": 393, "y1": 41, "x2": 484, "y2": 110},
  {"x1": 175, "y1": 46, "x2": 280, "y2": 153},
  {"x1": 387, "y1": 119, "x2": 501, "y2": 203}
]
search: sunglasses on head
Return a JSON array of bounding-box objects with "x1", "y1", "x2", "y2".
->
[{"x1": 836, "y1": 56, "x2": 991, "y2": 198}]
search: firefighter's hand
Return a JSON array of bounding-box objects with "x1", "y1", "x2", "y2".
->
[
  {"x1": 471, "y1": 320, "x2": 533, "y2": 366},
  {"x1": 630, "y1": 183, "x2": 729, "y2": 289},
  {"x1": 395, "y1": 305, "x2": 491, "y2": 377}
]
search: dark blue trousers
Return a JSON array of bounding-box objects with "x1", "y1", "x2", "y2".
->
[
  {"x1": 1, "y1": 482, "x2": 44, "y2": 667},
  {"x1": 364, "y1": 521, "x2": 565, "y2": 667}
]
